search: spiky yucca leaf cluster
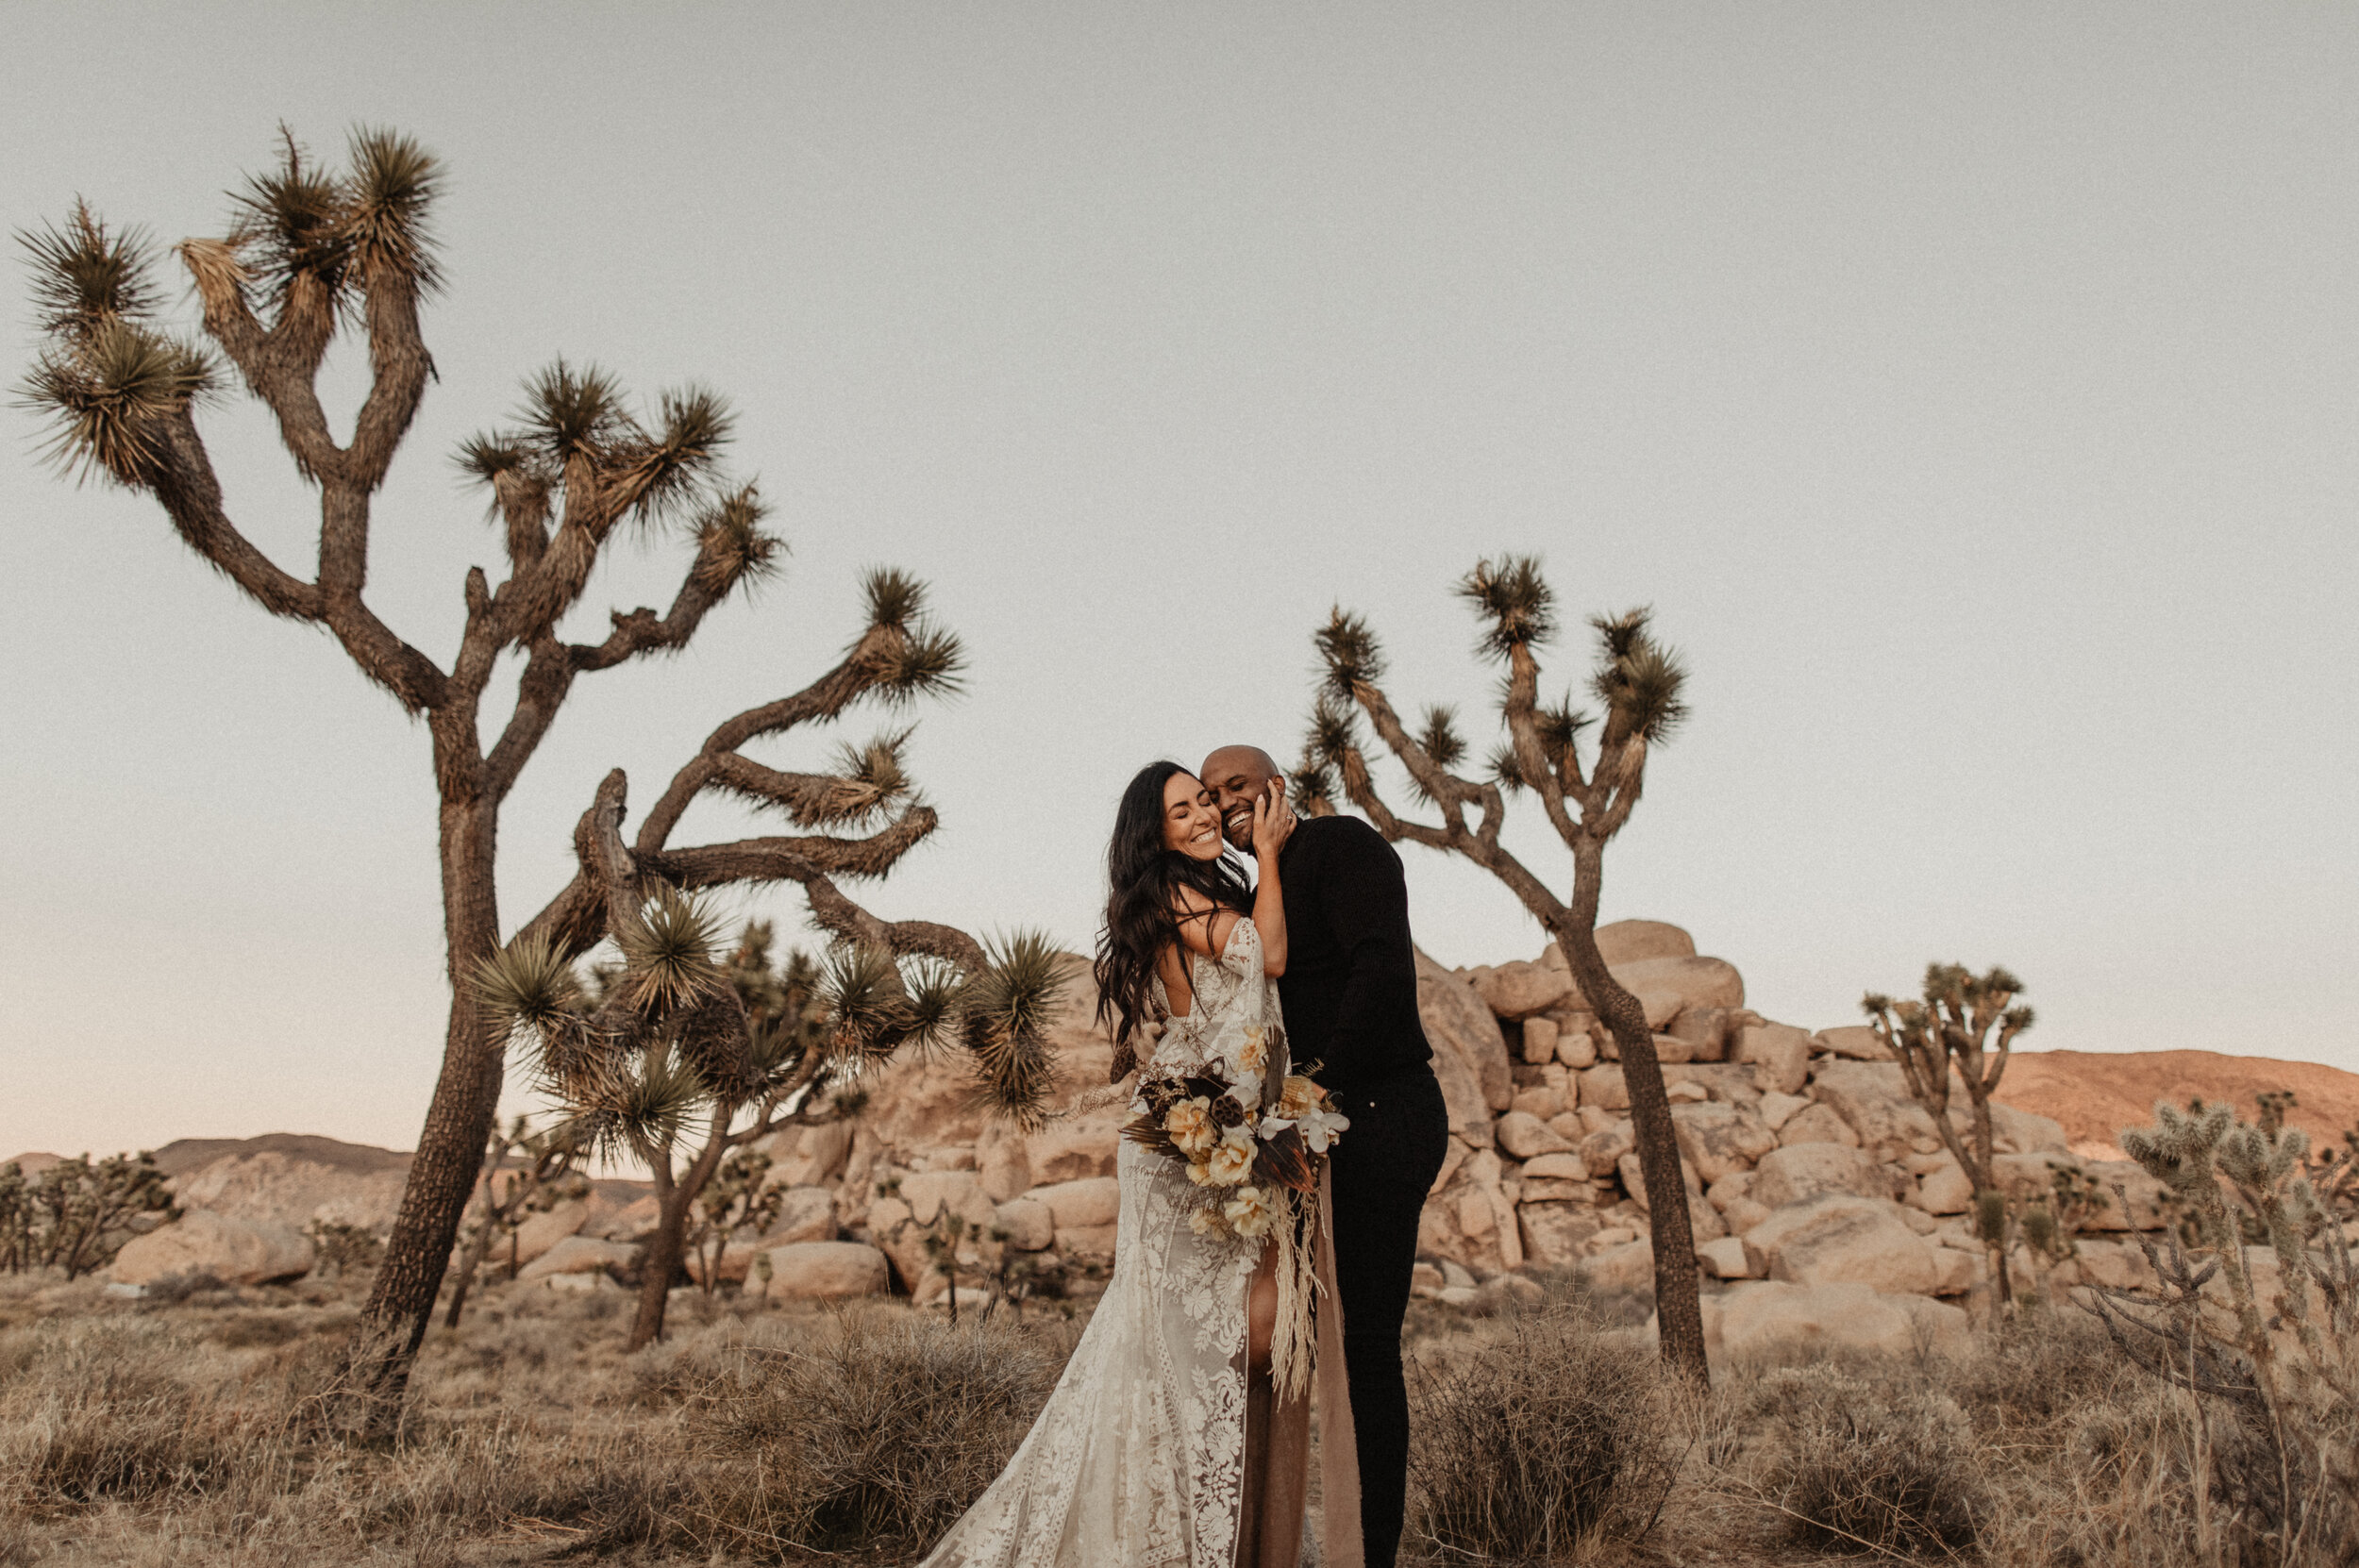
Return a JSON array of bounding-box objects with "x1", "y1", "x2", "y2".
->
[
  {"x1": 1290, "y1": 753, "x2": 1340, "y2": 817},
  {"x1": 694, "y1": 484, "x2": 784, "y2": 596},
  {"x1": 859, "y1": 568, "x2": 968, "y2": 705},
  {"x1": 960, "y1": 933, "x2": 1065, "y2": 1129},
  {"x1": 15, "y1": 206, "x2": 217, "y2": 485},
  {"x1": 1457, "y1": 555, "x2": 1558, "y2": 660},
  {"x1": 22, "y1": 201, "x2": 162, "y2": 342},
  {"x1": 1313, "y1": 609, "x2": 1385, "y2": 699},
  {"x1": 479, "y1": 895, "x2": 1067, "y2": 1165},
  {"x1": 1590, "y1": 609, "x2": 1689, "y2": 746},
  {"x1": 457, "y1": 358, "x2": 750, "y2": 546},
  {"x1": 612, "y1": 888, "x2": 728, "y2": 1015}
]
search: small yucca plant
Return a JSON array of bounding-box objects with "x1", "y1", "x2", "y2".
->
[{"x1": 477, "y1": 887, "x2": 1065, "y2": 1350}]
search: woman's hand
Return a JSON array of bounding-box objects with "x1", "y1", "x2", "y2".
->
[{"x1": 1249, "y1": 778, "x2": 1296, "y2": 862}]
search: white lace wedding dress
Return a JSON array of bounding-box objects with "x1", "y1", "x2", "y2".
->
[{"x1": 917, "y1": 920, "x2": 1363, "y2": 1568}]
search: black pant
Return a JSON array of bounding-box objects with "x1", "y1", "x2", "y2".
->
[{"x1": 1324, "y1": 1063, "x2": 1450, "y2": 1568}]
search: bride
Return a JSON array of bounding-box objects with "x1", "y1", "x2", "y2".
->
[{"x1": 919, "y1": 761, "x2": 1364, "y2": 1568}]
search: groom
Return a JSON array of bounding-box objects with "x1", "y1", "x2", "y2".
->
[{"x1": 1202, "y1": 744, "x2": 1451, "y2": 1568}]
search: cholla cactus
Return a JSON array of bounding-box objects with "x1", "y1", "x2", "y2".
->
[{"x1": 2086, "y1": 1097, "x2": 2359, "y2": 1560}]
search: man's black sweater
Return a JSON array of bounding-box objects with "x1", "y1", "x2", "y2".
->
[{"x1": 1273, "y1": 814, "x2": 1433, "y2": 1091}]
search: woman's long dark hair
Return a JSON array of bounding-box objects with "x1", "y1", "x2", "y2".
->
[{"x1": 1094, "y1": 760, "x2": 1253, "y2": 1071}]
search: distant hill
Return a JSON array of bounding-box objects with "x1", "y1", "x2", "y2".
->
[
  {"x1": 149, "y1": 1133, "x2": 413, "y2": 1179},
  {"x1": 1998, "y1": 1049, "x2": 2359, "y2": 1159}
]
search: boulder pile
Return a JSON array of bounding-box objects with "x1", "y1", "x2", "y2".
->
[
  {"x1": 1414, "y1": 920, "x2": 2182, "y2": 1356},
  {"x1": 92, "y1": 927, "x2": 2290, "y2": 1346}
]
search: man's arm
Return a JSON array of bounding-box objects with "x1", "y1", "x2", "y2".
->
[{"x1": 1315, "y1": 817, "x2": 1426, "y2": 1072}]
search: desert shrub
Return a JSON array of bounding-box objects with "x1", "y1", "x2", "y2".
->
[
  {"x1": 682, "y1": 1308, "x2": 1058, "y2": 1556},
  {"x1": 1943, "y1": 1308, "x2": 2127, "y2": 1436},
  {"x1": 142, "y1": 1270, "x2": 230, "y2": 1306},
  {"x1": 1403, "y1": 1302, "x2": 1680, "y2": 1563},
  {"x1": 1753, "y1": 1363, "x2": 1985, "y2": 1559},
  {"x1": 302, "y1": 1221, "x2": 382, "y2": 1280},
  {"x1": 0, "y1": 1321, "x2": 267, "y2": 1507}
]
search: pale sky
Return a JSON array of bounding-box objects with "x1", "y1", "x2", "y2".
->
[{"x1": 5, "y1": 4, "x2": 2355, "y2": 1161}]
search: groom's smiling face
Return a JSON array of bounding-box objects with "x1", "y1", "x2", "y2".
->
[{"x1": 1199, "y1": 745, "x2": 1282, "y2": 853}]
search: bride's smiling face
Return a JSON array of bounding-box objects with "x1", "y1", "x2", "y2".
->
[{"x1": 1161, "y1": 772, "x2": 1225, "y2": 862}]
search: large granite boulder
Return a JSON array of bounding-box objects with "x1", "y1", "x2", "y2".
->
[
  {"x1": 1472, "y1": 959, "x2": 1576, "y2": 1021},
  {"x1": 1604, "y1": 955, "x2": 1745, "y2": 1017},
  {"x1": 976, "y1": 1122, "x2": 1032, "y2": 1203},
  {"x1": 761, "y1": 1185, "x2": 840, "y2": 1245},
  {"x1": 109, "y1": 1209, "x2": 314, "y2": 1287},
  {"x1": 509, "y1": 1199, "x2": 590, "y2": 1267},
  {"x1": 1029, "y1": 1176, "x2": 1121, "y2": 1230},
  {"x1": 1417, "y1": 950, "x2": 1515, "y2": 1121},
  {"x1": 1588, "y1": 920, "x2": 1697, "y2": 967},
  {"x1": 1670, "y1": 1101, "x2": 1779, "y2": 1184},
  {"x1": 1653, "y1": 1281, "x2": 1971, "y2": 1363},
  {"x1": 1808, "y1": 1060, "x2": 2069, "y2": 1159},
  {"x1": 761, "y1": 1241, "x2": 891, "y2": 1301},
  {"x1": 993, "y1": 1196, "x2": 1055, "y2": 1251},
  {"x1": 1742, "y1": 1194, "x2": 1939, "y2": 1295},
  {"x1": 762, "y1": 1121, "x2": 855, "y2": 1188},
  {"x1": 1496, "y1": 1110, "x2": 1575, "y2": 1159},
  {"x1": 1749, "y1": 1143, "x2": 1893, "y2": 1209},
  {"x1": 152, "y1": 1134, "x2": 410, "y2": 1234},
  {"x1": 1734, "y1": 1024, "x2": 1813, "y2": 1096},
  {"x1": 1517, "y1": 1201, "x2": 1603, "y2": 1271},
  {"x1": 518, "y1": 1235, "x2": 639, "y2": 1284}
]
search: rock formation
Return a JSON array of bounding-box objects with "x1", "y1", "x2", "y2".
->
[{"x1": 65, "y1": 924, "x2": 2357, "y2": 1346}]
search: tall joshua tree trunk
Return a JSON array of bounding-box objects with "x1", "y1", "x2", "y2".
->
[
  {"x1": 372, "y1": 792, "x2": 504, "y2": 1359},
  {"x1": 1300, "y1": 559, "x2": 1710, "y2": 1384},
  {"x1": 18, "y1": 131, "x2": 970, "y2": 1418},
  {"x1": 1554, "y1": 842, "x2": 1703, "y2": 1375}
]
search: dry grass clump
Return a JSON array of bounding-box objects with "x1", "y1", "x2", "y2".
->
[
  {"x1": 0, "y1": 1316, "x2": 308, "y2": 1509},
  {"x1": 1402, "y1": 1299, "x2": 1681, "y2": 1564},
  {"x1": 0, "y1": 1288, "x2": 711, "y2": 1564},
  {"x1": 677, "y1": 1308, "x2": 1062, "y2": 1557},
  {"x1": 1750, "y1": 1363, "x2": 1985, "y2": 1560}
]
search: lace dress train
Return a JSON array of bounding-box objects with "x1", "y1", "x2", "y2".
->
[{"x1": 917, "y1": 922, "x2": 1363, "y2": 1568}]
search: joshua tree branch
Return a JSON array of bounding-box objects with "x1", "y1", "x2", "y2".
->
[
  {"x1": 568, "y1": 575, "x2": 728, "y2": 672},
  {"x1": 1347, "y1": 681, "x2": 1481, "y2": 835},
  {"x1": 794, "y1": 868, "x2": 987, "y2": 971},
  {"x1": 1336, "y1": 731, "x2": 1570, "y2": 930},
  {"x1": 179, "y1": 241, "x2": 343, "y2": 481},
  {"x1": 632, "y1": 624, "x2": 905, "y2": 852},
  {"x1": 147, "y1": 413, "x2": 324, "y2": 620},
  {"x1": 1499, "y1": 649, "x2": 1584, "y2": 844},
  {"x1": 347, "y1": 272, "x2": 431, "y2": 488},
  {"x1": 648, "y1": 803, "x2": 941, "y2": 889}
]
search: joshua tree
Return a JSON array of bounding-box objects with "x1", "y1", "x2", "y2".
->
[
  {"x1": 1299, "y1": 556, "x2": 1708, "y2": 1383},
  {"x1": 443, "y1": 1115, "x2": 584, "y2": 1328},
  {"x1": 478, "y1": 873, "x2": 1064, "y2": 1349},
  {"x1": 0, "y1": 1153, "x2": 178, "y2": 1279},
  {"x1": 688, "y1": 1145, "x2": 784, "y2": 1299},
  {"x1": 16, "y1": 129, "x2": 972, "y2": 1405},
  {"x1": 1864, "y1": 964, "x2": 2033, "y2": 1305}
]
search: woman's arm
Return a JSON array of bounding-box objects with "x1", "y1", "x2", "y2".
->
[
  {"x1": 1247, "y1": 780, "x2": 1292, "y2": 976},
  {"x1": 1172, "y1": 781, "x2": 1294, "y2": 976}
]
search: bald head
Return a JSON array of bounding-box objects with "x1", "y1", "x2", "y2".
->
[{"x1": 1199, "y1": 745, "x2": 1284, "y2": 852}]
